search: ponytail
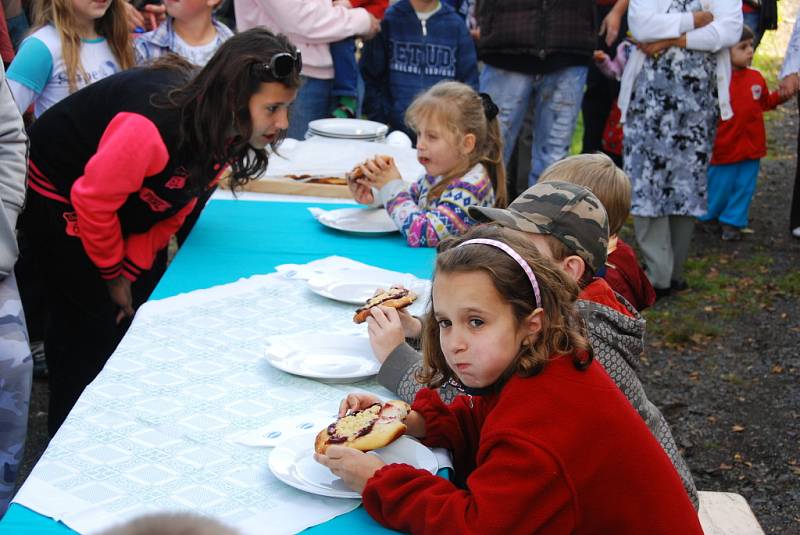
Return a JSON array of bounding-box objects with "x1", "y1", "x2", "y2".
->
[{"x1": 481, "y1": 115, "x2": 507, "y2": 208}]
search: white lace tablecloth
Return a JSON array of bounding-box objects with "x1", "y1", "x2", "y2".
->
[{"x1": 12, "y1": 269, "x2": 410, "y2": 534}]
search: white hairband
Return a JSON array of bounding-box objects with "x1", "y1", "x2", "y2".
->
[{"x1": 457, "y1": 238, "x2": 542, "y2": 308}]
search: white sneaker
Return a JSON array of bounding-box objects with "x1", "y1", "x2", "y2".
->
[{"x1": 793, "y1": 226, "x2": 800, "y2": 238}]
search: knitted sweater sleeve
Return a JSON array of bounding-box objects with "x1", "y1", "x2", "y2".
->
[{"x1": 379, "y1": 168, "x2": 494, "y2": 248}]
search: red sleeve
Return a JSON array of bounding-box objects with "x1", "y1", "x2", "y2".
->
[
  {"x1": 761, "y1": 89, "x2": 784, "y2": 111},
  {"x1": 70, "y1": 112, "x2": 170, "y2": 280},
  {"x1": 351, "y1": 0, "x2": 388, "y2": 18},
  {"x1": 362, "y1": 435, "x2": 576, "y2": 534},
  {"x1": 412, "y1": 389, "x2": 483, "y2": 474},
  {"x1": 757, "y1": 72, "x2": 785, "y2": 111},
  {"x1": 122, "y1": 198, "x2": 197, "y2": 281}
]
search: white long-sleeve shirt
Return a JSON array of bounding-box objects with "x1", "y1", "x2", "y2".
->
[
  {"x1": 780, "y1": 14, "x2": 800, "y2": 79},
  {"x1": 619, "y1": 0, "x2": 743, "y2": 122},
  {"x1": 233, "y1": 0, "x2": 372, "y2": 80}
]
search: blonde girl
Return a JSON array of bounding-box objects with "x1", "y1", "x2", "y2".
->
[
  {"x1": 316, "y1": 225, "x2": 703, "y2": 533},
  {"x1": 348, "y1": 80, "x2": 507, "y2": 247},
  {"x1": 7, "y1": 0, "x2": 133, "y2": 117}
]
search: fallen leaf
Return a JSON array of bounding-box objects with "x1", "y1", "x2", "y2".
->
[
  {"x1": 732, "y1": 424, "x2": 745, "y2": 432},
  {"x1": 720, "y1": 463, "x2": 733, "y2": 470},
  {"x1": 689, "y1": 371, "x2": 700, "y2": 381},
  {"x1": 707, "y1": 415, "x2": 718, "y2": 424},
  {"x1": 772, "y1": 364, "x2": 784, "y2": 374}
]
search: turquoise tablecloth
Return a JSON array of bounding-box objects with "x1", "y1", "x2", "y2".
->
[{"x1": 0, "y1": 199, "x2": 437, "y2": 534}]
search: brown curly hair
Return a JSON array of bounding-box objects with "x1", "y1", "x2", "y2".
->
[{"x1": 418, "y1": 225, "x2": 592, "y2": 390}]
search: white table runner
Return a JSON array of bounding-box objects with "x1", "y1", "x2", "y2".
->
[{"x1": 12, "y1": 268, "x2": 417, "y2": 534}]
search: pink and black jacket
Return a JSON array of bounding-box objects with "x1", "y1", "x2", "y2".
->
[{"x1": 26, "y1": 67, "x2": 225, "y2": 283}]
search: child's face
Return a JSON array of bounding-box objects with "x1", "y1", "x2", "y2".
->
[
  {"x1": 414, "y1": 118, "x2": 473, "y2": 179},
  {"x1": 247, "y1": 82, "x2": 297, "y2": 149},
  {"x1": 70, "y1": 0, "x2": 112, "y2": 24},
  {"x1": 433, "y1": 270, "x2": 538, "y2": 388},
  {"x1": 731, "y1": 39, "x2": 754, "y2": 69},
  {"x1": 165, "y1": 0, "x2": 218, "y2": 21}
]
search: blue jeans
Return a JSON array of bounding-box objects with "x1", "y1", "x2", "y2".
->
[
  {"x1": 287, "y1": 77, "x2": 336, "y2": 140},
  {"x1": 700, "y1": 159, "x2": 760, "y2": 229},
  {"x1": 330, "y1": 38, "x2": 358, "y2": 98},
  {"x1": 479, "y1": 64, "x2": 588, "y2": 186}
]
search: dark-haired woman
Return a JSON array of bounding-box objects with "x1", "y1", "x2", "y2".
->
[{"x1": 18, "y1": 28, "x2": 302, "y2": 435}]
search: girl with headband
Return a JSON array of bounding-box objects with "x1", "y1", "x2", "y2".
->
[
  {"x1": 316, "y1": 225, "x2": 702, "y2": 533},
  {"x1": 347, "y1": 80, "x2": 507, "y2": 247}
]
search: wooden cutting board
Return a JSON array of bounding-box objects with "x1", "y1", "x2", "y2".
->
[{"x1": 218, "y1": 175, "x2": 352, "y2": 199}]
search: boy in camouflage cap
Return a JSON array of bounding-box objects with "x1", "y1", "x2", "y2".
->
[
  {"x1": 369, "y1": 180, "x2": 699, "y2": 509},
  {"x1": 468, "y1": 180, "x2": 609, "y2": 279}
]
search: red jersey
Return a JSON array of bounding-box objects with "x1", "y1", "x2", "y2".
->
[
  {"x1": 711, "y1": 67, "x2": 783, "y2": 165},
  {"x1": 351, "y1": 0, "x2": 388, "y2": 19}
]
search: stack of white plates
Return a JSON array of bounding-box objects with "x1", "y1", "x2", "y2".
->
[{"x1": 306, "y1": 118, "x2": 388, "y2": 142}]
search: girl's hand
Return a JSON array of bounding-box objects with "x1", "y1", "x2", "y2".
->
[
  {"x1": 339, "y1": 392, "x2": 383, "y2": 417},
  {"x1": 347, "y1": 165, "x2": 375, "y2": 204},
  {"x1": 638, "y1": 37, "x2": 682, "y2": 57},
  {"x1": 779, "y1": 73, "x2": 800, "y2": 100},
  {"x1": 359, "y1": 155, "x2": 401, "y2": 189},
  {"x1": 123, "y1": 1, "x2": 145, "y2": 31},
  {"x1": 599, "y1": 8, "x2": 622, "y2": 48},
  {"x1": 397, "y1": 308, "x2": 422, "y2": 339},
  {"x1": 314, "y1": 446, "x2": 385, "y2": 493},
  {"x1": 106, "y1": 276, "x2": 134, "y2": 325},
  {"x1": 366, "y1": 306, "x2": 407, "y2": 363},
  {"x1": 142, "y1": 3, "x2": 167, "y2": 30},
  {"x1": 693, "y1": 10, "x2": 714, "y2": 29}
]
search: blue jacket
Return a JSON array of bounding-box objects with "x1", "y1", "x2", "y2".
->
[{"x1": 360, "y1": 0, "x2": 478, "y2": 137}]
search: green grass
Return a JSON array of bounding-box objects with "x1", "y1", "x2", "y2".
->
[
  {"x1": 642, "y1": 251, "x2": 799, "y2": 348},
  {"x1": 570, "y1": 112, "x2": 584, "y2": 155}
]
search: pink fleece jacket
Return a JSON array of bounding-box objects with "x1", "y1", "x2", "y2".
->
[{"x1": 233, "y1": 0, "x2": 372, "y2": 80}]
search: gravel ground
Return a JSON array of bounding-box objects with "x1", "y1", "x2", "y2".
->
[
  {"x1": 638, "y1": 101, "x2": 800, "y2": 533},
  {"x1": 13, "y1": 23, "x2": 800, "y2": 535}
]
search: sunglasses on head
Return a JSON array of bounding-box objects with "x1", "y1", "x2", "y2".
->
[{"x1": 251, "y1": 52, "x2": 302, "y2": 80}]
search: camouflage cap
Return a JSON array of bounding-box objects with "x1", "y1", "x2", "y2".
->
[{"x1": 468, "y1": 181, "x2": 610, "y2": 273}]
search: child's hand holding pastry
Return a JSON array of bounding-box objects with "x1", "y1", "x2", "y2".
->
[
  {"x1": 314, "y1": 445, "x2": 385, "y2": 493},
  {"x1": 366, "y1": 306, "x2": 407, "y2": 363},
  {"x1": 359, "y1": 155, "x2": 401, "y2": 189},
  {"x1": 347, "y1": 163, "x2": 375, "y2": 204}
]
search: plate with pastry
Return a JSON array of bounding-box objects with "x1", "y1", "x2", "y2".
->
[
  {"x1": 269, "y1": 401, "x2": 437, "y2": 498},
  {"x1": 306, "y1": 269, "x2": 429, "y2": 306},
  {"x1": 264, "y1": 332, "x2": 380, "y2": 383}
]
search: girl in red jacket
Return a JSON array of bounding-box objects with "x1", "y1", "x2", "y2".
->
[{"x1": 316, "y1": 225, "x2": 703, "y2": 534}]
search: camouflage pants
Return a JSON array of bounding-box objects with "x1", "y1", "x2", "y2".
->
[{"x1": 0, "y1": 272, "x2": 32, "y2": 516}]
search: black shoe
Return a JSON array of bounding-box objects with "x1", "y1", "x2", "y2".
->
[
  {"x1": 670, "y1": 280, "x2": 689, "y2": 292},
  {"x1": 654, "y1": 287, "x2": 672, "y2": 301},
  {"x1": 721, "y1": 224, "x2": 742, "y2": 241},
  {"x1": 698, "y1": 219, "x2": 720, "y2": 235}
]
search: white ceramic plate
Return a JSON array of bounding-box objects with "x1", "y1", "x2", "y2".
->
[
  {"x1": 264, "y1": 333, "x2": 379, "y2": 383},
  {"x1": 315, "y1": 208, "x2": 398, "y2": 235},
  {"x1": 269, "y1": 431, "x2": 438, "y2": 499},
  {"x1": 308, "y1": 118, "x2": 389, "y2": 138},
  {"x1": 306, "y1": 269, "x2": 430, "y2": 306}
]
